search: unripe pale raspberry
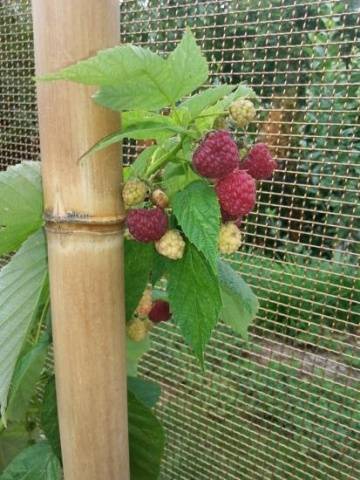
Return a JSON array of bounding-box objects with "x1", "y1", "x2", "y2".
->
[
  {"x1": 219, "y1": 223, "x2": 242, "y2": 254},
  {"x1": 230, "y1": 99, "x2": 256, "y2": 128},
  {"x1": 122, "y1": 179, "x2": 148, "y2": 207},
  {"x1": 149, "y1": 300, "x2": 172, "y2": 323},
  {"x1": 127, "y1": 207, "x2": 168, "y2": 243},
  {"x1": 136, "y1": 288, "x2": 153, "y2": 318},
  {"x1": 151, "y1": 189, "x2": 169, "y2": 208},
  {"x1": 240, "y1": 143, "x2": 277, "y2": 180},
  {"x1": 155, "y1": 229, "x2": 185, "y2": 260},
  {"x1": 192, "y1": 130, "x2": 239, "y2": 179},
  {"x1": 127, "y1": 318, "x2": 148, "y2": 342},
  {"x1": 216, "y1": 169, "x2": 256, "y2": 216}
]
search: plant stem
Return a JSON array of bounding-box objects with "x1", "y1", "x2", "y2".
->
[
  {"x1": 33, "y1": 296, "x2": 50, "y2": 344},
  {"x1": 146, "y1": 141, "x2": 182, "y2": 177}
]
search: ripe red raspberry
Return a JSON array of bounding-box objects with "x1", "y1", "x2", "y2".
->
[
  {"x1": 192, "y1": 130, "x2": 239, "y2": 179},
  {"x1": 127, "y1": 207, "x2": 168, "y2": 242},
  {"x1": 216, "y1": 169, "x2": 256, "y2": 216},
  {"x1": 149, "y1": 300, "x2": 171, "y2": 323},
  {"x1": 240, "y1": 143, "x2": 277, "y2": 180}
]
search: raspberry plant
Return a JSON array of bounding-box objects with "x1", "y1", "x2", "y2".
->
[{"x1": 0, "y1": 30, "x2": 276, "y2": 479}]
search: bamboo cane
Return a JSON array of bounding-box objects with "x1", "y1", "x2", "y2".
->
[{"x1": 32, "y1": 1, "x2": 130, "y2": 479}]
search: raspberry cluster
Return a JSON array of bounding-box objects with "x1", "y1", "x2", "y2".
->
[
  {"x1": 124, "y1": 97, "x2": 277, "y2": 260},
  {"x1": 127, "y1": 287, "x2": 172, "y2": 342},
  {"x1": 190, "y1": 100, "x2": 277, "y2": 254}
]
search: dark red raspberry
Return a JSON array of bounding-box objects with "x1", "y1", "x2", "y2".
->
[
  {"x1": 149, "y1": 300, "x2": 171, "y2": 323},
  {"x1": 240, "y1": 143, "x2": 277, "y2": 180},
  {"x1": 127, "y1": 207, "x2": 168, "y2": 242},
  {"x1": 216, "y1": 169, "x2": 256, "y2": 216},
  {"x1": 221, "y1": 207, "x2": 243, "y2": 227},
  {"x1": 192, "y1": 130, "x2": 239, "y2": 179}
]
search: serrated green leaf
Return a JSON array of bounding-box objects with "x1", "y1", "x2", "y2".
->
[
  {"x1": 40, "y1": 377, "x2": 61, "y2": 461},
  {"x1": 0, "y1": 162, "x2": 43, "y2": 256},
  {"x1": 128, "y1": 391, "x2": 164, "y2": 480},
  {"x1": 127, "y1": 377, "x2": 161, "y2": 409},
  {"x1": 218, "y1": 259, "x2": 259, "y2": 340},
  {"x1": 42, "y1": 30, "x2": 208, "y2": 112},
  {"x1": 0, "y1": 229, "x2": 48, "y2": 419},
  {"x1": 6, "y1": 334, "x2": 49, "y2": 422},
  {"x1": 167, "y1": 243, "x2": 221, "y2": 363},
  {"x1": 172, "y1": 181, "x2": 220, "y2": 272},
  {"x1": 0, "y1": 441, "x2": 62, "y2": 480},
  {"x1": 127, "y1": 337, "x2": 151, "y2": 377},
  {"x1": 82, "y1": 121, "x2": 186, "y2": 158},
  {"x1": 124, "y1": 240, "x2": 154, "y2": 321},
  {"x1": 166, "y1": 29, "x2": 209, "y2": 102},
  {"x1": 180, "y1": 85, "x2": 235, "y2": 118}
]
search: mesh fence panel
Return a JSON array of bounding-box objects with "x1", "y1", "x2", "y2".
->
[{"x1": 1, "y1": 0, "x2": 359, "y2": 479}]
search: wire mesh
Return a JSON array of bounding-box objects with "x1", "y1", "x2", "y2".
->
[{"x1": 1, "y1": 0, "x2": 359, "y2": 479}]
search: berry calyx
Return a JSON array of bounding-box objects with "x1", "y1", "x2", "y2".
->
[
  {"x1": 192, "y1": 130, "x2": 239, "y2": 179},
  {"x1": 136, "y1": 288, "x2": 153, "y2": 318},
  {"x1": 229, "y1": 99, "x2": 256, "y2": 128},
  {"x1": 240, "y1": 143, "x2": 277, "y2": 180},
  {"x1": 149, "y1": 300, "x2": 172, "y2": 323},
  {"x1": 221, "y1": 207, "x2": 243, "y2": 227},
  {"x1": 219, "y1": 223, "x2": 242, "y2": 254},
  {"x1": 155, "y1": 229, "x2": 186, "y2": 260},
  {"x1": 216, "y1": 169, "x2": 256, "y2": 216},
  {"x1": 127, "y1": 318, "x2": 148, "y2": 342},
  {"x1": 122, "y1": 179, "x2": 148, "y2": 207},
  {"x1": 127, "y1": 207, "x2": 168, "y2": 243},
  {"x1": 151, "y1": 189, "x2": 169, "y2": 208}
]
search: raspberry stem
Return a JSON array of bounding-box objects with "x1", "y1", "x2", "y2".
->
[{"x1": 145, "y1": 141, "x2": 182, "y2": 177}]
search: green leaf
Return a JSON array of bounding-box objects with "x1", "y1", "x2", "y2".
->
[
  {"x1": 151, "y1": 251, "x2": 170, "y2": 285},
  {"x1": 218, "y1": 259, "x2": 259, "y2": 340},
  {"x1": 42, "y1": 30, "x2": 208, "y2": 112},
  {"x1": 127, "y1": 337, "x2": 151, "y2": 377},
  {"x1": 124, "y1": 240, "x2": 154, "y2": 321},
  {"x1": 180, "y1": 85, "x2": 235, "y2": 118},
  {"x1": 6, "y1": 334, "x2": 50, "y2": 422},
  {"x1": 167, "y1": 243, "x2": 221, "y2": 363},
  {"x1": 0, "y1": 425, "x2": 32, "y2": 472},
  {"x1": 128, "y1": 391, "x2": 164, "y2": 480},
  {"x1": 172, "y1": 181, "x2": 220, "y2": 272},
  {"x1": 40, "y1": 378, "x2": 61, "y2": 460},
  {"x1": 129, "y1": 145, "x2": 158, "y2": 179},
  {"x1": 127, "y1": 377, "x2": 161, "y2": 409},
  {"x1": 0, "y1": 162, "x2": 43, "y2": 256},
  {"x1": 166, "y1": 29, "x2": 209, "y2": 103},
  {"x1": 0, "y1": 441, "x2": 62, "y2": 480},
  {"x1": 0, "y1": 229, "x2": 48, "y2": 419},
  {"x1": 161, "y1": 163, "x2": 201, "y2": 199},
  {"x1": 83, "y1": 121, "x2": 186, "y2": 158}
]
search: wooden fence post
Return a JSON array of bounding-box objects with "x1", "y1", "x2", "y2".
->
[{"x1": 32, "y1": 1, "x2": 130, "y2": 478}]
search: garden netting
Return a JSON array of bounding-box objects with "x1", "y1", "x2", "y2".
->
[{"x1": 1, "y1": 1, "x2": 359, "y2": 479}]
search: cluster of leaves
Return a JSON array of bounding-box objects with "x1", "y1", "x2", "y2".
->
[
  {"x1": 43, "y1": 29, "x2": 259, "y2": 366},
  {"x1": 0, "y1": 30, "x2": 259, "y2": 479},
  {"x1": 0, "y1": 163, "x2": 165, "y2": 479}
]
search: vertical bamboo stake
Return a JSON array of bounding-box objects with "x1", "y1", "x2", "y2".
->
[{"x1": 32, "y1": 1, "x2": 130, "y2": 479}]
